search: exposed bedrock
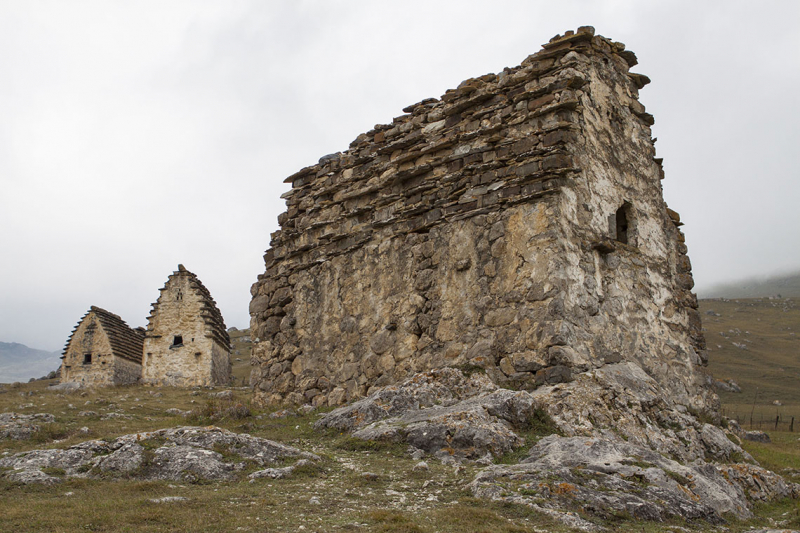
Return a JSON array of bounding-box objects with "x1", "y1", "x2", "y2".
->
[
  {"x1": 317, "y1": 366, "x2": 799, "y2": 525},
  {"x1": 0, "y1": 426, "x2": 318, "y2": 485}
]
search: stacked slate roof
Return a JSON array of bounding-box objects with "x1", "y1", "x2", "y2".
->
[
  {"x1": 146, "y1": 265, "x2": 231, "y2": 349},
  {"x1": 62, "y1": 306, "x2": 145, "y2": 364}
]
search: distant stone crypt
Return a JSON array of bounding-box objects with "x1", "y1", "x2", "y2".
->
[
  {"x1": 141, "y1": 265, "x2": 232, "y2": 387},
  {"x1": 61, "y1": 265, "x2": 231, "y2": 388},
  {"x1": 61, "y1": 306, "x2": 144, "y2": 386}
]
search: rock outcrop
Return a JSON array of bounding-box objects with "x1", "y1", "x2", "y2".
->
[
  {"x1": 0, "y1": 412, "x2": 55, "y2": 440},
  {"x1": 0, "y1": 426, "x2": 318, "y2": 485},
  {"x1": 318, "y1": 366, "x2": 799, "y2": 525},
  {"x1": 469, "y1": 436, "x2": 796, "y2": 523},
  {"x1": 316, "y1": 368, "x2": 526, "y2": 460}
]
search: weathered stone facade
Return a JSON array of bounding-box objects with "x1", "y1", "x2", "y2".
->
[
  {"x1": 61, "y1": 306, "x2": 144, "y2": 387},
  {"x1": 142, "y1": 265, "x2": 231, "y2": 387},
  {"x1": 250, "y1": 27, "x2": 709, "y2": 409}
]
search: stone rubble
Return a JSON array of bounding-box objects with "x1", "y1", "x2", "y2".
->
[
  {"x1": 149, "y1": 496, "x2": 189, "y2": 504},
  {"x1": 165, "y1": 408, "x2": 191, "y2": 417},
  {"x1": 745, "y1": 430, "x2": 772, "y2": 443},
  {"x1": 0, "y1": 412, "x2": 55, "y2": 440},
  {"x1": 715, "y1": 378, "x2": 742, "y2": 393},
  {"x1": 248, "y1": 459, "x2": 314, "y2": 481}
]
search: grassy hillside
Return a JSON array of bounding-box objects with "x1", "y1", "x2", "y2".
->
[
  {"x1": 699, "y1": 271, "x2": 800, "y2": 299},
  {"x1": 0, "y1": 380, "x2": 570, "y2": 533},
  {"x1": 1, "y1": 379, "x2": 797, "y2": 532},
  {"x1": 229, "y1": 328, "x2": 252, "y2": 386},
  {"x1": 0, "y1": 342, "x2": 61, "y2": 384},
  {"x1": 700, "y1": 297, "x2": 800, "y2": 427}
]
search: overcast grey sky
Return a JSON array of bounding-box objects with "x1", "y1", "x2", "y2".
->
[{"x1": 1, "y1": 0, "x2": 798, "y2": 351}]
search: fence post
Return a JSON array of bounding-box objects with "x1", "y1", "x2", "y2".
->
[
  {"x1": 791, "y1": 417, "x2": 795, "y2": 432},
  {"x1": 775, "y1": 415, "x2": 779, "y2": 431}
]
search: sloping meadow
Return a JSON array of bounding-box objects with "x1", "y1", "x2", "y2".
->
[{"x1": 2, "y1": 374, "x2": 799, "y2": 532}]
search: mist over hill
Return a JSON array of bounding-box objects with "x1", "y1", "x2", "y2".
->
[
  {"x1": 698, "y1": 270, "x2": 800, "y2": 299},
  {"x1": 0, "y1": 342, "x2": 61, "y2": 383}
]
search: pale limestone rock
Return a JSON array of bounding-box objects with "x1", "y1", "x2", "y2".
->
[
  {"x1": 0, "y1": 413, "x2": 54, "y2": 440},
  {"x1": 0, "y1": 426, "x2": 317, "y2": 484},
  {"x1": 469, "y1": 435, "x2": 798, "y2": 523}
]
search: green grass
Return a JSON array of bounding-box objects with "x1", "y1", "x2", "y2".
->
[
  {"x1": 700, "y1": 297, "x2": 800, "y2": 428},
  {"x1": 229, "y1": 328, "x2": 252, "y2": 387},
  {"x1": 740, "y1": 430, "x2": 800, "y2": 477},
  {"x1": 2, "y1": 340, "x2": 800, "y2": 533}
]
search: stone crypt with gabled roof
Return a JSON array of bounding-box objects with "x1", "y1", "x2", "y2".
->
[
  {"x1": 61, "y1": 306, "x2": 145, "y2": 386},
  {"x1": 141, "y1": 264, "x2": 232, "y2": 387}
]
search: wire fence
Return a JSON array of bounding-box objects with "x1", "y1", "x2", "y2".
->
[{"x1": 721, "y1": 409, "x2": 796, "y2": 432}]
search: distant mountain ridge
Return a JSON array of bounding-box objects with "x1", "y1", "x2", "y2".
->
[
  {"x1": 698, "y1": 270, "x2": 800, "y2": 299},
  {"x1": 0, "y1": 342, "x2": 61, "y2": 383}
]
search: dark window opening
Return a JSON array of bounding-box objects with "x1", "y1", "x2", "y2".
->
[
  {"x1": 83, "y1": 353, "x2": 92, "y2": 364},
  {"x1": 176, "y1": 289, "x2": 183, "y2": 301},
  {"x1": 172, "y1": 335, "x2": 183, "y2": 347},
  {"x1": 615, "y1": 203, "x2": 631, "y2": 244}
]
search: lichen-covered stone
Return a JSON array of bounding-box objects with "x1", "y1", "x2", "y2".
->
[
  {"x1": 316, "y1": 365, "x2": 799, "y2": 525},
  {"x1": 468, "y1": 435, "x2": 799, "y2": 523},
  {"x1": 0, "y1": 426, "x2": 318, "y2": 484},
  {"x1": 0, "y1": 412, "x2": 55, "y2": 440},
  {"x1": 316, "y1": 364, "x2": 738, "y2": 463}
]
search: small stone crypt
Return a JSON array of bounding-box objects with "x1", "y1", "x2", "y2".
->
[
  {"x1": 141, "y1": 265, "x2": 232, "y2": 387},
  {"x1": 61, "y1": 306, "x2": 144, "y2": 386}
]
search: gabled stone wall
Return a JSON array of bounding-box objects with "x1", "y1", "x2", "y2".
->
[
  {"x1": 142, "y1": 265, "x2": 231, "y2": 387},
  {"x1": 250, "y1": 27, "x2": 709, "y2": 409},
  {"x1": 61, "y1": 307, "x2": 143, "y2": 387}
]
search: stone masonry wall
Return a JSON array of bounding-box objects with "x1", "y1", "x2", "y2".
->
[
  {"x1": 250, "y1": 27, "x2": 708, "y2": 409},
  {"x1": 211, "y1": 342, "x2": 232, "y2": 386},
  {"x1": 113, "y1": 356, "x2": 142, "y2": 386},
  {"x1": 142, "y1": 266, "x2": 231, "y2": 387},
  {"x1": 62, "y1": 314, "x2": 145, "y2": 387},
  {"x1": 62, "y1": 315, "x2": 116, "y2": 386},
  {"x1": 538, "y1": 36, "x2": 710, "y2": 409},
  {"x1": 61, "y1": 307, "x2": 144, "y2": 387}
]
